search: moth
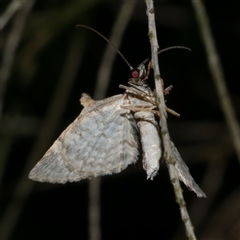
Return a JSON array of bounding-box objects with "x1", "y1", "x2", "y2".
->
[{"x1": 29, "y1": 25, "x2": 206, "y2": 198}]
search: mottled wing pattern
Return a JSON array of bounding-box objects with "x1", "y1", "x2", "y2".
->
[{"x1": 29, "y1": 94, "x2": 139, "y2": 183}]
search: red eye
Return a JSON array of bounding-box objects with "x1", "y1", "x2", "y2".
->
[{"x1": 131, "y1": 69, "x2": 139, "y2": 78}]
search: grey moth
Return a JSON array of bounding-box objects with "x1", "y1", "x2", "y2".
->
[
  {"x1": 29, "y1": 61, "x2": 206, "y2": 198},
  {"x1": 29, "y1": 24, "x2": 206, "y2": 197}
]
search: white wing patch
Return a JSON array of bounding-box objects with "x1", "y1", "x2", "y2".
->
[{"x1": 29, "y1": 94, "x2": 139, "y2": 183}]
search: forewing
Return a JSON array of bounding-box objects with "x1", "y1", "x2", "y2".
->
[
  {"x1": 29, "y1": 94, "x2": 139, "y2": 183},
  {"x1": 28, "y1": 138, "x2": 82, "y2": 183},
  {"x1": 170, "y1": 141, "x2": 206, "y2": 198}
]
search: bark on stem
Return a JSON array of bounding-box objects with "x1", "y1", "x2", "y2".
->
[
  {"x1": 145, "y1": 1, "x2": 197, "y2": 239},
  {"x1": 192, "y1": 0, "x2": 240, "y2": 162}
]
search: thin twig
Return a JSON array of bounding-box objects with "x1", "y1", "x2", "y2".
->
[
  {"x1": 145, "y1": 0, "x2": 197, "y2": 239},
  {"x1": 0, "y1": 1, "x2": 35, "y2": 117},
  {"x1": 191, "y1": 0, "x2": 240, "y2": 162},
  {"x1": 0, "y1": 0, "x2": 22, "y2": 30},
  {"x1": 88, "y1": 1, "x2": 136, "y2": 240}
]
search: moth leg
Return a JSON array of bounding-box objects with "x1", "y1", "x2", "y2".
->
[
  {"x1": 119, "y1": 84, "x2": 144, "y2": 94},
  {"x1": 152, "y1": 106, "x2": 180, "y2": 117},
  {"x1": 134, "y1": 106, "x2": 179, "y2": 117},
  {"x1": 123, "y1": 101, "x2": 179, "y2": 117},
  {"x1": 152, "y1": 85, "x2": 173, "y2": 97},
  {"x1": 141, "y1": 61, "x2": 152, "y2": 81},
  {"x1": 164, "y1": 85, "x2": 173, "y2": 95},
  {"x1": 119, "y1": 85, "x2": 155, "y2": 104},
  {"x1": 128, "y1": 82, "x2": 152, "y2": 95},
  {"x1": 120, "y1": 84, "x2": 152, "y2": 96},
  {"x1": 166, "y1": 107, "x2": 180, "y2": 117},
  {"x1": 121, "y1": 104, "x2": 156, "y2": 113},
  {"x1": 153, "y1": 84, "x2": 180, "y2": 117}
]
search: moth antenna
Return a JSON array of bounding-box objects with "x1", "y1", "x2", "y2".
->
[
  {"x1": 77, "y1": 25, "x2": 191, "y2": 72},
  {"x1": 76, "y1": 24, "x2": 133, "y2": 69},
  {"x1": 141, "y1": 46, "x2": 191, "y2": 65}
]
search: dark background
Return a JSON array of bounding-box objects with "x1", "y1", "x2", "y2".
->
[{"x1": 1, "y1": 1, "x2": 240, "y2": 239}]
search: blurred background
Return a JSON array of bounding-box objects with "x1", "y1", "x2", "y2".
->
[{"x1": 1, "y1": 0, "x2": 240, "y2": 239}]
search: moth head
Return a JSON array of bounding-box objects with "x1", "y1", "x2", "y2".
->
[{"x1": 129, "y1": 64, "x2": 147, "y2": 85}]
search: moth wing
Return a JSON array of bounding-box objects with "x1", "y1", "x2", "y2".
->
[
  {"x1": 28, "y1": 138, "x2": 82, "y2": 183},
  {"x1": 29, "y1": 94, "x2": 139, "y2": 183},
  {"x1": 170, "y1": 141, "x2": 206, "y2": 198}
]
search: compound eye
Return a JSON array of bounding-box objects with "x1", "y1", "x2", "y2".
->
[{"x1": 130, "y1": 69, "x2": 140, "y2": 79}]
